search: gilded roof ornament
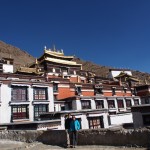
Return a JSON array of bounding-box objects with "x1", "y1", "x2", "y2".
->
[
  {"x1": 44, "y1": 46, "x2": 47, "y2": 53},
  {"x1": 53, "y1": 45, "x2": 56, "y2": 51},
  {"x1": 61, "y1": 49, "x2": 64, "y2": 54},
  {"x1": 35, "y1": 58, "x2": 38, "y2": 64}
]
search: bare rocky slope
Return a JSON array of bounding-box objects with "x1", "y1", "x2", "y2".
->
[
  {"x1": 0, "y1": 40, "x2": 150, "y2": 84},
  {"x1": 0, "y1": 41, "x2": 35, "y2": 70},
  {"x1": 73, "y1": 58, "x2": 150, "y2": 84}
]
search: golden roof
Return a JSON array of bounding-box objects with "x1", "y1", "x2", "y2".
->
[
  {"x1": 114, "y1": 72, "x2": 132, "y2": 78},
  {"x1": 44, "y1": 49, "x2": 74, "y2": 59},
  {"x1": 126, "y1": 77, "x2": 139, "y2": 82},
  {"x1": 114, "y1": 72, "x2": 139, "y2": 82},
  {"x1": 41, "y1": 57, "x2": 82, "y2": 66},
  {"x1": 17, "y1": 67, "x2": 43, "y2": 74}
]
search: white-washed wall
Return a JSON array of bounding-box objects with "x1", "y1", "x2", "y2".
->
[
  {"x1": 48, "y1": 87, "x2": 54, "y2": 112},
  {"x1": 0, "y1": 83, "x2": 54, "y2": 124},
  {"x1": 90, "y1": 99, "x2": 95, "y2": 109},
  {"x1": 3, "y1": 64, "x2": 13, "y2": 73},
  {"x1": 110, "y1": 113, "x2": 133, "y2": 125},
  {"x1": 75, "y1": 100, "x2": 81, "y2": 110},
  {"x1": 79, "y1": 115, "x2": 89, "y2": 129},
  {"x1": 29, "y1": 86, "x2": 34, "y2": 121},
  {"x1": 0, "y1": 84, "x2": 11, "y2": 123}
]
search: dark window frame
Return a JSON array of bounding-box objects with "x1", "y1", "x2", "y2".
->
[
  {"x1": 117, "y1": 99, "x2": 124, "y2": 108},
  {"x1": 11, "y1": 105, "x2": 29, "y2": 120},
  {"x1": 53, "y1": 83, "x2": 58, "y2": 92},
  {"x1": 95, "y1": 100, "x2": 104, "y2": 109},
  {"x1": 55, "y1": 68, "x2": 61, "y2": 73},
  {"x1": 134, "y1": 99, "x2": 139, "y2": 105},
  {"x1": 76, "y1": 86, "x2": 82, "y2": 95},
  {"x1": 108, "y1": 100, "x2": 115, "y2": 108},
  {"x1": 33, "y1": 87, "x2": 48, "y2": 100},
  {"x1": 11, "y1": 86, "x2": 28, "y2": 101},
  {"x1": 88, "y1": 116, "x2": 104, "y2": 129},
  {"x1": 143, "y1": 115, "x2": 150, "y2": 126},
  {"x1": 126, "y1": 99, "x2": 132, "y2": 107},
  {"x1": 95, "y1": 88, "x2": 103, "y2": 95},
  {"x1": 131, "y1": 88, "x2": 137, "y2": 96},
  {"x1": 34, "y1": 104, "x2": 49, "y2": 121},
  {"x1": 81, "y1": 100, "x2": 91, "y2": 109},
  {"x1": 112, "y1": 88, "x2": 116, "y2": 96},
  {"x1": 123, "y1": 88, "x2": 127, "y2": 93}
]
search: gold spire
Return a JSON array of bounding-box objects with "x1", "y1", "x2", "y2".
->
[
  {"x1": 53, "y1": 45, "x2": 56, "y2": 51},
  {"x1": 144, "y1": 78, "x2": 148, "y2": 84},
  {"x1": 35, "y1": 58, "x2": 38, "y2": 64}
]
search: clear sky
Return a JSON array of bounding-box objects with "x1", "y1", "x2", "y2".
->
[{"x1": 0, "y1": 0, "x2": 150, "y2": 73}]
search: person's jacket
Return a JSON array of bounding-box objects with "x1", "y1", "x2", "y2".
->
[
  {"x1": 70, "y1": 120, "x2": 80, "y2": 131},
  {"x1": 65, "y1": 118, "x2": 72, "y2": 129}
]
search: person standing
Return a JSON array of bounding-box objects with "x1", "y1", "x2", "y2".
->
[
  {"x1": 65, "y1": 113, "x2": 72, "y2": 148},
  {"x1": 70, "y1": 115, "x2": 80, "y2": 148}
]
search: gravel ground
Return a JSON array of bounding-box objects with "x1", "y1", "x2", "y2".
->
[{"x1": 0, "y1": 140, "x2": 149, "y2": 150}]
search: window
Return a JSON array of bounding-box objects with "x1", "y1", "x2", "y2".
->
[
  {"x1": 145, "y1": 98, "x2": 149, "y2": 104},
  {"x1": 112, "y1": 88, "x2": 116, "y2": 96},
  {"x1": 76, "y1": 70, "x2": 80, "y2": 75},
  {"x1": 134, "y1": 99, "x2": 139, "y2": 105},
  {"x1": 69, "y1": 70, "x2": 74, "y2": 75},
  {"x1": 131, "y1": 88, "x2": 137, "y2": 96},
  {"x1": 11, "y1": 86, "x2": 27, "y2": 101},
  {"x1": 143, "y1": 115, "x2": 150, "y2": 126},
  {"x1": 126, "y1": 99, "x2": 132, "y2": 107},
  {"x1": 81, "y1": 80, "x2": 85, "y2": 83},
  {"x1": 49, "y1": 68, "x2": 53, "y2": 72},
  {"x1": 95, "y1": 88, "x2": 103, "y2": 95},
  {"x1": 67, "y1": 102, "x2": 72, "y2": 110},
  {"x1": 88, "y1": 116, "x2": 104, "y2": 129},
  {"x1": 61, "y1": 67, "x2": 68, "y2": 74},
  {"x1": 123, "y1": 88, "x2": 127, "y2": 93},
  {"x1": 81, "y1": 100, "x2": 91, "y2": 109},
  {"x1": 53, "y1": 83, "x2": 58, "y2": 92},
  {"x1": 34, "y1": 104, "x2": 48, "y2": 120},
  {"x1": 117, "y1": 99, "x2": 124, "y2": 108},
  {"x1": 108, "y1": 100, "x2": 115, "y2": 108},
  {"x1": 76, "y1": 86, "x2": 82, "y2": 95},
  {"x1": 61, "y1": 105, "x2": 65, "y2": 111},
  {"x1": 55, "y1": 68, "x2": 61, "y2": 73},
  {"x1": 33, "y1": 88, "x2": 47, "y2": 100},
  {"x1": 95, "y1": 100, "x2": 104, "y2": 109},
  {"x1": 12, "y1": 105, "x2": 29, "y2": 120}
]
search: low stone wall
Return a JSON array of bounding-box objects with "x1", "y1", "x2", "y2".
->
[
  {"x1": 0, "y1": 128, "x2": 149, "y2": 147},
  {"x1": 0, "y1": 130, "x2": 66, "y2": 145},
  {"x1": 78, "y1": 128, "x2": 150, "y2": 147}
]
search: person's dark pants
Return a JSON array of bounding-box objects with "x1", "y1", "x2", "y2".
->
[{"x1": 71, "y1": 131, "x2": 78, "y2": 147}]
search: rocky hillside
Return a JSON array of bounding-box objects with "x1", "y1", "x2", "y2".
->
[
  {"x1": 73, "y1": 57, "x2": 150, "y2": 84},
  {"x1": 0, "y1": 40, "x2": 150, "y2": 84},
  {"x1": 0, "y1": 41, "x2": 35, "y2": 70}
]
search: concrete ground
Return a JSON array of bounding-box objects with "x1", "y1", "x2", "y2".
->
[{"x1": 0, "y1": 140, "x2": 149, "y2": 150}]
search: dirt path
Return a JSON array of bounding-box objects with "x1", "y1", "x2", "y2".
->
[{"x1": 0, "y1": 140, "x2": 148, "y2": 150}]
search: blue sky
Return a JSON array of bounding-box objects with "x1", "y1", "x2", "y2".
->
[{"x1": 0, "y1": 0, "x2": 150, "y2": 73}]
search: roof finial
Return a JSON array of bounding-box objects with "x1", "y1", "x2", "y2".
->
[
  {"x1": 144, "y1": 78, "x2": 148, "y2": 85},
  {"x1": 61, "y1": 49, "x2": 64, "y2": 54},
  {"x1": 44, "y1": 46, "x2": 47, "y2": 50},
  {"x1": 35, "y1": 58, "x2": 38, "y2": 64},
  {"x1": 53, "y1": 45, "x2": 56, "y2": 51}
]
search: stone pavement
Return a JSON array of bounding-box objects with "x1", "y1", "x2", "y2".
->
[{"x1": 0, "y1": 140, "x2": 148, "y2": 150}]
